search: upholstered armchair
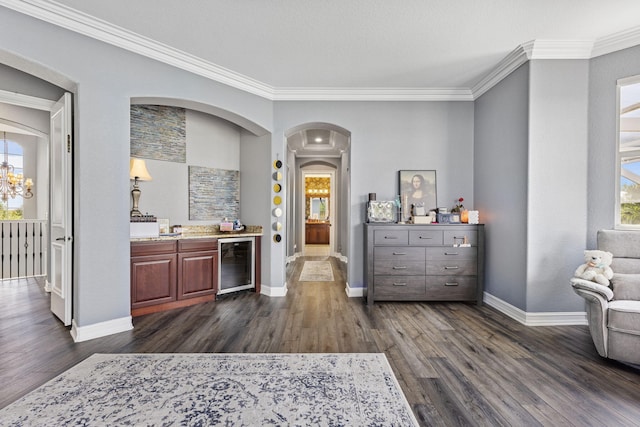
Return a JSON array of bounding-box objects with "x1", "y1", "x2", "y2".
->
[{"x1": 571, "y1": 230, "x2": 640, "y2": 365}]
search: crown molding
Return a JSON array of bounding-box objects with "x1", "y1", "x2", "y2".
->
[
  {"x1": 2, "y1": 1, "x2": 639, "y2": 102},
  {"x1": 272, "y1": 87, "x2": 474, "y2": 101},
  {"x1": 592, "y1": 25, "x2": 640, "y2": 58},
  {"x1": 471, "y1": 44, "x2": 530, "y2": 99}
]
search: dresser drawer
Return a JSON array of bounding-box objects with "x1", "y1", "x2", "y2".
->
[
  {"x1": 374, "y1": 229, "x2": 409, "y2": 245},
  {"x1": 426, "y1": 259, "x2": 477, "y2": 275},
  {"x1": 375, "y1": 246, "x2": 425, "y2": 261},
  {"x1": 409, "y1": 230, "x2": 443, "y2": 246},
  {"x1": 427, "y1": 247, "x2": 477, "y2": 260},
  {"x1": 424, "y1": 276, "x2": 477, "y2": 300},
  {"x1": 443, "y1": 230, "x2": 477, "y2": 246},
  {"x1": 374, "y1": 260, "x2": 425, "y2": 276},
  {"x1": 374, "y1": 276, "x2": 426, "y2": 297}
]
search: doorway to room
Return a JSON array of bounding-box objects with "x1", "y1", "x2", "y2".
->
[
  {"x1": 284, "y1": 123, "x2": 351, "y2": 290},
  {"x1": 303, "y1": 171, "x2": 333, "y2": 257}
]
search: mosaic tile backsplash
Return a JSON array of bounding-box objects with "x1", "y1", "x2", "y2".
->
[
  {"x1": 189, "y1": 166, "x2": 239, "y2": 220},
  {"x1": 130, "y1": 105, "x2": 186, "y2": 163}
]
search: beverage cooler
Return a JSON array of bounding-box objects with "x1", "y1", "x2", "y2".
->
[{"x1": 218, "y1": 237, "x2": 255, "y2": 295}]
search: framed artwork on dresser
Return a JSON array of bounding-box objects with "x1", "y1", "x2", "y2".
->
[{"x1": 399, "y1": 170, "x2": 437, "y2": 215}]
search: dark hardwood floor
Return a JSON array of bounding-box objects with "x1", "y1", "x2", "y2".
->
[{"x1": 2, "y1": 257, "x2": 640, "y2": 426}]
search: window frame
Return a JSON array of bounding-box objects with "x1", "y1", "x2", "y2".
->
[{"x1": 616, "y1": 75, "x2": 640, "y2": 230}]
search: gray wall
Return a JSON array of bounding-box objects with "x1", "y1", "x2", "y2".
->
[
  {"x1": 475, "y1": 59, "x2": 591, "y2": 313},
  {"x1": 589, "y1": 45, "x2": 640, "y2": 247},
  {"x1": 274, "y1": 101, "x2": 475, "y2": 289},
  {"x1": 474, "y1": 63, "x2": 530, "y2": 309},
  {"x1": 527, "y1": 59, "x2": 589, "y2": 313},
  {"x1": 0, "y1": 7, "x2": 273, "y2": 328}
]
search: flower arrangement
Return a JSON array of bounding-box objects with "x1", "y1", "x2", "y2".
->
[{"x1": 452, "y1": 197, "x2": 464, "y2": 213}]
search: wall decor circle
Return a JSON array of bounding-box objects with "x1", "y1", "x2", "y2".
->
[
  {"x1": 273, "y1": 171, "x2": 283, "y2": 181},
  {"x1": 273, "y1": 207, "x2": 283, "y2": 217},
  {"x1": 273, "y1": 159, "x2": 283, "y2": 169},
  {"x1": 273, "y1": 234, "x2": 282, "y2": 243},
  {"x1": 273, "y1": 221, "x2": 282, "y2": 231},
  {"x1": 273, "y1": 183, "x2": 282, "y2": 193},
  {"x1": 273, "y1": 195, "x2": 282, "y2": 205}
]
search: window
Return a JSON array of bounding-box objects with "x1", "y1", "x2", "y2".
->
[
  {"x1": 0, "y1": 138, "x2": 27, "y2": 220},
  {"x1": 617, "y1": 77, "x2": 640, "y2": 227}
]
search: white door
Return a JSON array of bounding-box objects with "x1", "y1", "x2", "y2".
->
[{"x1": 49, "y1": 93, "x2": 72, "y2": 325}]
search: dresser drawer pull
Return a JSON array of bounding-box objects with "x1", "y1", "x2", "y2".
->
[
  {"x1": 393, "y1": 282, "x2": 407, "y2": 287},
  {"x1": 392, "y1": 266, "x2": 407, "y2": 270},
  {"x1": 392, "y1": 252, "x2": 407, "y2": 255},
  {"x1": 419, "y1": 236, "x2": 432, "y2": 239},
  {"x1": 444, "y1": 252, "x2": 459, "y2": 256},
  {"x1": 444, "y1": 266, "x2": 459, "y2": 270},
  {"x1": 445, "y1": 282, "x2": 459, "y2": 286},
  {"x1": 384, "y1": 236, "x2": 398, "y2": 239}
]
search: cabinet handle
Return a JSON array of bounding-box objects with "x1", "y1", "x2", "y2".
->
[
  {"x1": 392, "y1": 266, "x2": 407, "y2": 270},
  {"x1": 445, "y1": 282, "x2": 459, "y2": 286},
  {"x1": 393, "y1": 282, "x2": 407, "y2": 286},
  {"x1": 392, "y1": 252, "x2": 407, "y2": 255},
  {"x1": 444, "y1": 252, "x2": 459, "y2": 256},
  {"x1": 444, "y1": 266, "x2": 459, "y2": 270},
  {"x1": 419, "y1": 236, "x2": 432, "y2": 239},
  {"x1": 384, "y1": 236, "x2": 398, "y2": 239}
]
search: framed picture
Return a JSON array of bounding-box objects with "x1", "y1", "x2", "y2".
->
[{"x1": 398, "y1": 170, "x2": 437, "y2": 220}]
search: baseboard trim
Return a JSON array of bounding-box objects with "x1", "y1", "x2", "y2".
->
[
  {"x1": 70, "y1": 316, "x2": 133, "y2": 342},
  {"x1": 261, "y1": 282, "x2": 288, "y2": 297},
  {"x1": 345, "y1": 282, "x2": 364, "y2": 298},
  {"x1": 483, "y1": 292, "x2": 588, "y2": 326}
]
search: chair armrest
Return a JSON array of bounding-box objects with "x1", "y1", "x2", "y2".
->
[{"x1": 570, "y1": 278, "x2": 614, "y2": 301}]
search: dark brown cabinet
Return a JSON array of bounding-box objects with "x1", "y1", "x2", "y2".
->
[
  {"x1": 305, "y1": 222, "x2": 330, "y2": 244},
  {"x1": 177, "y1": 239, "x2": 218, "y2": 299},
  {"x1": 131, "y1": 238, "x2": 218, "y2": 316}
]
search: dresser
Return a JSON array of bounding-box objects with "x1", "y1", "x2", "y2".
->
[{"x1": 364, "y1": 223, "x2": 484, "y2": 306}]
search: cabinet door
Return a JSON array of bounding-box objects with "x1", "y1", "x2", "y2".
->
[
  {"x1": 178, "y1": 250, "x2": 218, "y2": 299},
  {"x1": 131, "y1": 254, "x2": 177, "y2": 308}
]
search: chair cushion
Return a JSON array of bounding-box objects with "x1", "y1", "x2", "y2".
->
[
  {"x1": 611, "y1": 274, "x2": 640, "y2": 300},
  {"x1": 608, "y1": 300, "x2": 640, "y2": 335}
]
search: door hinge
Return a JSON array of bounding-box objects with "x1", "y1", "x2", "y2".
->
[{"x1": 67, "y1": 134, "x2": 71, "y2": 153}]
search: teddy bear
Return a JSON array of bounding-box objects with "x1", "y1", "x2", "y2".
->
[{"x1": 574, "y1": 249, "x2": 614, "y2": 287}]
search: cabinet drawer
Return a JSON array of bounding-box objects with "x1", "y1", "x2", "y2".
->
[
  {"x1": 374, "y1": 260, "x2": 425, "y2": 275},
  {"x1": 374, "y1": 276, "x2": 426, "y2": 297},
  {"x1": 178, "y1": 238, "x2": 218, "y2": 252},
  {"x1": 424, "y1": 276, "x2": 477, "y2": 300},
  {"x1": 427, "y1": 247, "x2": 477, "y2": 260},
  {"x1": 131, "y1": 240, "x2": 177, "y2": 256},
  {"x1": 426, "y1": 259, "x2": 477, "y2": 275},
  {"x1": 374, "y1": 246, "x2": 424, "y2": 261},
  {"x1": 443, "y1": 230, "x2": 477, "y2": 246},
  {"x1": 409, "y1": 230, "x2": 443, "y2": 246},
  {"x1": 374, "y1": 230, "x2": 408, "y2": 245}
]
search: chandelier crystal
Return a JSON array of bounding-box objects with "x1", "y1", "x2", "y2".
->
[{"x1": 0, "y1": 132, "x2": 34, "y2": 203}]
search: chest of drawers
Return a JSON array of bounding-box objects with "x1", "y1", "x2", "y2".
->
[{"x1": 364, "y1": 223, "x2": 484, "y2": 306}]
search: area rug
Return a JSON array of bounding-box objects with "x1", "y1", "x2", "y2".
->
[
  {"x1": 0, "y1": 353, "x2": 419, "y2": 426},
  {"x1": 299, "y1": 260, "x2": 335, "y2": 281}
]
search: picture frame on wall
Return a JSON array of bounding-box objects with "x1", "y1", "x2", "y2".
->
[{"x1": 398, "y1": 170, "x2": 437, "y2": 219}]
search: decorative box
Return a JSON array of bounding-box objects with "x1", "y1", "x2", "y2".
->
[
  {"x1": 436, "y1": 213, "x2": 461, "y2": 224},
  {"x1": 367, "y1": 201, "x2": 396, "y2": 223}
]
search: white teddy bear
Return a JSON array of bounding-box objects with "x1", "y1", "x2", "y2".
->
[{"x1": 574, "y1": 249, "x2": 614, "y2": 287}]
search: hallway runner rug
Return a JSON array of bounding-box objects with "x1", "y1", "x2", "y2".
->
[
  {"x1": 0, "y1": 353, "x2": 419, "y2": 426},
  {"x1": 299, "y1": 260, "x2": 335, "y2": 281}
]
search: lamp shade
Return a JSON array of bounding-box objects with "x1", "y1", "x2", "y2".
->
[{"x1": 129, "y1": 158, "x2": 152, "y2": 181}]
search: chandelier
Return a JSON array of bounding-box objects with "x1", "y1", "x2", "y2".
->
[{"x1": 0, "y1": 132, "x2": 34, "y2": 203}]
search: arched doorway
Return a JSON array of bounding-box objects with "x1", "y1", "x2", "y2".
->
[{"x1": 284, "y1": 123, "x2": 351, "y2": 286}]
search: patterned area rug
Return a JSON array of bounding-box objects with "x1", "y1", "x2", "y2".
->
[
  {"x1": 0, "y1": 353, "x2": 418, "y2": 426},
  {"x1": 299, "y1": 260, "x2": 335, "y2": 281}
]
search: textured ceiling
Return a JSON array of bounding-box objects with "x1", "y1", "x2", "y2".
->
[{"x1": 47, "y1": 0, "x2": 640, "y2": 90}]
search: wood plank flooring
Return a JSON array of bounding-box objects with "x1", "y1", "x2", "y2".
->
[{"x1": 2, "y1": 257, "x2": 640, "y2": 426}]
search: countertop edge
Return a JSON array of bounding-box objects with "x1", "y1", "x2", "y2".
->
[{"x1": 131, "y1": 232, "x2": 263, "y2": 242}]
